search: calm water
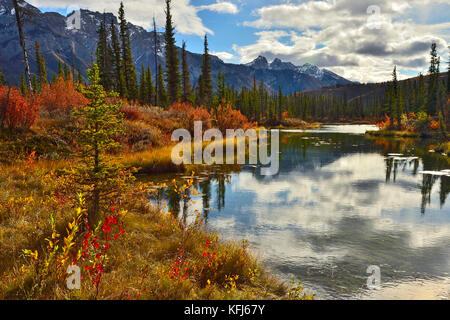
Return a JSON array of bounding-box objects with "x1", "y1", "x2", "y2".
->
[{"x1": 151, "y1": 125, "x2": 450, "y2": 299}]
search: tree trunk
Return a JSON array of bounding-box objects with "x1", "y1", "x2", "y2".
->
[{"x1": 13, "y1": 0, "x2": 32, "y2": 92}]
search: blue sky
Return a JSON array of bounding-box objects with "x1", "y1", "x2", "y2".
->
[{"x1": 31, "y1": 0, "x2": 450, "y2": 83}]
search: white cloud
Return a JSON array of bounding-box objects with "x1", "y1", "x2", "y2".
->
[
  {"x1": 197, "y1": 1, "x2": 239, "y2": 14},
  {"x1": 211, "y1": 51, "x2": 235, "y2": 61},
  {"x1": 236, "y1": 0, "x2": 450, "y2": 82}
]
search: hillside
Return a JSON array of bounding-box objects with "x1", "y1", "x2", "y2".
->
[{"x1": 0, "y1": 0, "x2": 353, "y2": 93}]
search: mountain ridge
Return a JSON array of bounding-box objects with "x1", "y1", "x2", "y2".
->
[{"x1": 0, "y1": 0, "x2": 354, "y2": 93}]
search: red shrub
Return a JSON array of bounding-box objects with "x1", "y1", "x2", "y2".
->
[
  {"x1": 169, "y1": 101, "x2": 211, "y2": 133},
  {"x1": 39, "y1": 77, "x2": 88, "y2": 112},
  {"x1": 216, "y1": 102, "x2": 255, "y2": 132},
  {"x1": 121, "y1": 108, "x2": 143, "y2": 121},
  {"x1": 0, "y1": 86, "x2": 40, "y2": 129}
]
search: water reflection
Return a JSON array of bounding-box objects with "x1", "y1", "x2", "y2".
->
[{"x1": 151, "y1": 125, "x2": 450, "y2": 299}]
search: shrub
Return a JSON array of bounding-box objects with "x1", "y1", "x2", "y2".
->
[
  {"x1": 216, "y1": 102, "x2": 254, "y2": 132},
  {"x1": 0, "y1": 86, "x2": 40, "y2": 129},
  {"x1": 169, "y1": 101, "x2": 212, "y2": 133},
  {"x1": 121, "y1": 108, "x2": 143, "y2": 121},
  {"x1": 39, "y1": 77, "x2": 88, "y2": 113}
]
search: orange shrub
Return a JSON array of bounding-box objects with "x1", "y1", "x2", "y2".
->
[
  {"x1": 169, "y1": 101, "x2": 211, "y2": 133},
  {"x1": 0, "y1": 86, "x2": 40, "y2": 129},
  {"x1": 428, "y1": 120, "x2": 440, "y2": 130},
  {"x1": 216, "y1": 102, "x2": 255, "y2": 132},
  {"x1": 39, "y1": 77, "x2": 88, "y2": 112},
  {"x1": 121, "y1": 108, "x2": 143, "y2": 121}
]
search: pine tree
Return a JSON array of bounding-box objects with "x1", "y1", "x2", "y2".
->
[
  {"x1": 153, "y1": 17, "x2": 159, "y2": 107},
  {"x1": 96, "y1": 15, "x2": 114, "y2": 91},
  {"x1": 20, "y1": 74, "x2": 27, "y2": 95},
  {"x1": 139, "y1": 65, "x2": 148, "y2": 105},
  {"x1": 157, "y1": 64, "x2": 168, "y2": 108},
  {"x1": 63, "y1": 63, "x2": 71, "y2": 81},
  {"x1": 145, "y1": 66, "x2": 154, "y2": 106},
  {"x1": 110, "y1": 20, "x2": 124, "y2": 96},
  {"x1": 72, "y1": 63, "x2": 130, "y2": 225},
  {"x1": 118, "y1": 2, "x2": 138, "y2": 101},
  {"x1": 447, "y1": 46, "x2": 450, "y2": 95},
  {"x1": 181, "y1": 41, "x2": 192, "y2": 103},
  {"x1": 199, "y1": 35, "x2": 213, "y2": 108},
  {"x1": 0, "y1": 69, "x2": 6, "y2": 86},
  {"x1": 57, "y1": 61, "x2": 64, "y2": 79},
  {"x1": 35, "y1": 41, "x2": 47, "y2": 91},
  {"x1": 278, "y1": 85, "x2": 283, "y2": 122},
  {"x1": 164, "y1": 0, "x2": 180, "y2": 104},
  {"x1": 427, "y1": 42, "x2": 439, "y2": 115}
]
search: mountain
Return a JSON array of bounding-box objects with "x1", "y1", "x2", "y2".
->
[{"x1": 0, "y1": 0, "x2": 354, "y2": 93}]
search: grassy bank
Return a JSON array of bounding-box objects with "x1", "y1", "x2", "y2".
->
[
  {"x1": 0, "y1": 160, "x2": 312, "y2": 300},
  {"x1": 366, "y1": 130, "x2": 420, "y2": 138}
]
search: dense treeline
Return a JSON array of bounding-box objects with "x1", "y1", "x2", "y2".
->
[{"x1": 2, "y1": 0, "x2": 449, "y2": 128}]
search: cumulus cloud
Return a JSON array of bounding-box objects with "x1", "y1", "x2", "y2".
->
[
  {"x1": 197, "y1": 1, "x2": 239, "y2": 14},
  {"x1": 236, "y1": 0, "x2": 450, "y2": 82},
  {"x1": 211, "y1": 51, "x2": 235, "y2": 61},
  {"x1": 28, "y1": 0, "x2": 236, "y2": 36}
]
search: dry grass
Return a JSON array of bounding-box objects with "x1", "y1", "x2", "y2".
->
[{"x1": 0, "y1": 160, "x2": 311, "y2": 300}]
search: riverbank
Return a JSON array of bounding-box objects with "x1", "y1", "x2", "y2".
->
[{"x1": 0, "y1": 159, "x2": 313, "y2": 300}]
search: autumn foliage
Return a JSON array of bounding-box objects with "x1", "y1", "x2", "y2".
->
[
  {"x1": 39, "y1": 77, "x2": 88, "y2": 112},
  {"x1": 0, "y1": 86, "x2": 40, "y2": 129},
  {"x1": 169, "y1": 101, "x2": 212, "y2": 133},
  {"x1": 215, "y1": 101, "x2": 255, "y2": 132}
]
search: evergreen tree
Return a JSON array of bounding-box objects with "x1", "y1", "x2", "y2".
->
[
  {"x1": 278, "y1": 85, "x2": 283, "y2": 122},
  {"x1": 118, "y1": 2, "x2": 138, "y2": 101},
  {"x1": 157, "y1": 64, "x2": 168, "y2": 108},
  {"x1": 153, "y1": 17, "x2": 159, "y2": 107},
  {"x1": 20, "y1": 74, "x2": 27, "y2": 95},
  {"x1": 145, "y1": 66, "x2": 154, "y2": 106},
  {"x1": 34, "y1": 41, "x2": 47, "y2": 91},
  {"x1": 427, "y1": 42, "x2": 439, "y2": 115},
  {"x1": 139, "y1": 65, "x2": 148, "y2": 105},
  {"x1": 0, "y1": 69, "x2": 6, "y2": 86},
  {"x1": 63, "y1": 63, "x2": 71, "y2": 80},
  {"x1": 164, "y1": 0, "x2": 180, "y2": 104},
  {"x1": 110, "y1": 20, "x2": 126, "y2": 96},
  {"x1": 96, "y1": 15, "x2": 114, "y2": 91},
  {"x1": 181, "y1": 41, "x2": 192, "y2": 103},
  {"x1": 447, "y1": 46, "x2": 450, "y2": 95},
  {"x1": 57, "y1": 61, "x2": 64, "y2": 78},
  {"x1": 199, "y1": 35, "x2": 213, "y2": 108},
  {"x1": 72, "y1": 63, "x2": 129, "y2": 225}
]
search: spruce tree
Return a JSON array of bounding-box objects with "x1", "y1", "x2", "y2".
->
[
  {"x1": 35, "y1": 41, "x2": 47, "y2": 91},
  {"x1": 278, "y1": 85, "x2": 283, "y2": 122},
  {"x1": 139, "y1": 65, "x2": 148, "y2": 105},
  {"x1": 164, "y1": 0, "x2": 180, "y2": 104},
  {"x1": 181, "y1": 41, "x2": 192, "y2": 103},
  {"x1": 110, "y1": 20, "x2": 126, "y2": 96},
  {"x1": 145, "y1": 66, "x2": 154, "y2": 105},
  {"x1": 57, "y1": 61, "x2": 64, "y2": 79},
  {"x1": 0, "y1": 69, "x2": 6, "y2": 86},
  {"x1": 118, "y1": 2, "x2": 138, "y2": 101},
  {"x1": 427, "y1": 43, "x2": 439, "y2": 115},
  {"x1": 157, "y1": 64, "x2": 168, "y2": 108},
  {"x1": 199, "y1": 34, "x2": 213, "y2": 108},
  {"x1": 153, "y1": 17, "x2": 159, "y2": 107},
  {"x1": 72, "y1": 63, "x2": 129, "y2": 225},
  {"x1": 96, "y1": 15, "x2": 114, "y2": 91}
]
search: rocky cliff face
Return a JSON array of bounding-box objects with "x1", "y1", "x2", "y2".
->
[{"x1": 0, "y1": 0, "x2": 353, "y2": 93}]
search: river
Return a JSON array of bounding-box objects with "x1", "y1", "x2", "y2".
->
[{"x1": 148, "y1": 124, "x2": 450, "y2": 300}]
